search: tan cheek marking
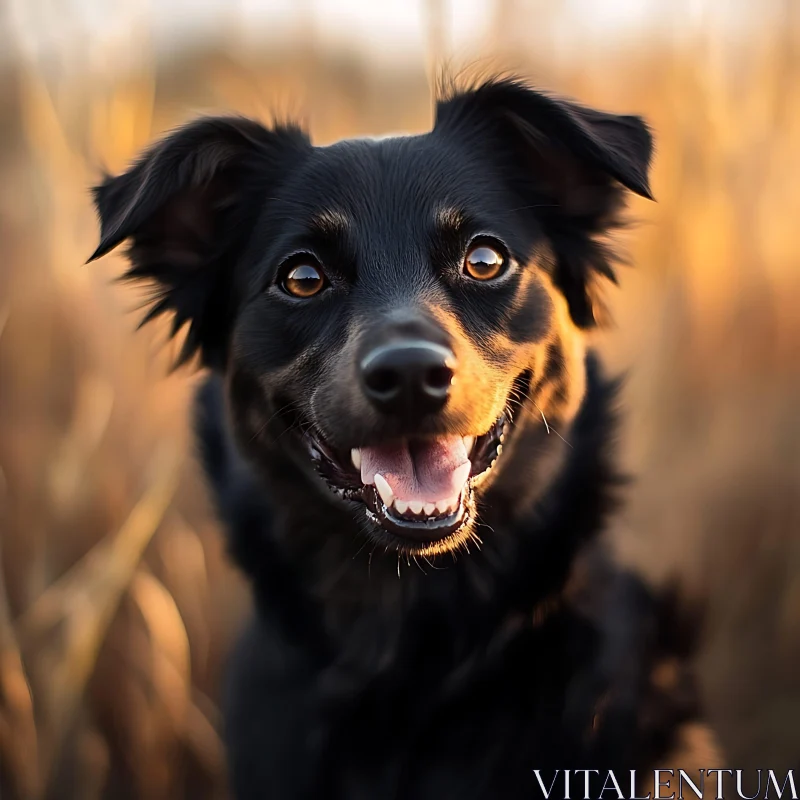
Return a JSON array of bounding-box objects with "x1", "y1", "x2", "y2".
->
[
  {"x1": 430, "y1": 306, "x2": 516, "y2": 431},
  {"x1": 532, "y1": 278, "x2": 586, "y2": 426}
]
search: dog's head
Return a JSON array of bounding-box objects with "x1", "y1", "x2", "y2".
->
[{"x1": 91, "y1": 78, "x2": 652, "y2": 557}]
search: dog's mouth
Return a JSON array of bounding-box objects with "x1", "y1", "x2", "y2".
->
[{"x1": 305, "y1": 416, "x2": 508, "y2": 552}]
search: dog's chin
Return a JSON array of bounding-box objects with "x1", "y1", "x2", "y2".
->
[{"x1": 300, "y1": 414, "x2": 508, "y2": 557}]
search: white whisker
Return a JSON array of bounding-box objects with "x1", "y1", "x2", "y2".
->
[{"x1": 535, "y1": 404, "x2": 573, "y2": 448}]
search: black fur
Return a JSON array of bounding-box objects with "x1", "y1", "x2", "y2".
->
[{"x1": 92, "y1": 77, "x2": 707, "y2": 799}]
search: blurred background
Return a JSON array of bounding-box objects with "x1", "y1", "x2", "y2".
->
[{"x1": 0, "y1": 0, "x2": 798, "y2": 797}]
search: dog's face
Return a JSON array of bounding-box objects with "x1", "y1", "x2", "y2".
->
[{"x1": 91, "y1": 79, "x2": 652, "y2": 556}]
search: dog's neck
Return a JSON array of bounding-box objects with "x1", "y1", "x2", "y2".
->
[{"x1": 206, "y1": 352, "x2": 622, "y2": 671}]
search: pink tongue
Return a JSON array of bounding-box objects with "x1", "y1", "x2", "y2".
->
[{"x1": 360, "y1": 436, "x2": 471, "y2": 503}]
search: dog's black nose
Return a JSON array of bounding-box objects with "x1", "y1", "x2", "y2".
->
[{"x1": 360, "y1": 341, "x2": 455, "y2": 416}]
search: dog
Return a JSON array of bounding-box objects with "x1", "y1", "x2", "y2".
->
[{"x1": 90, "y1": 76, "x2": 713, "y2": 799}]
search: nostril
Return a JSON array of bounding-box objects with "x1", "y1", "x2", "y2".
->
[
  {"x1": 364, "y1": 366, "x2": 400, "y2": 398},
  {"x1": 424, "y1": 364, "x2": 454, "y2": 395}
]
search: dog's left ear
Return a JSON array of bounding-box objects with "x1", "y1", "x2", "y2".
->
[
  {"x1": 435, "y1": 78, "x2": 654, "y2": 327},
  {"x1": 89, "y1": 117, "x2": 310, "y2": 367}
]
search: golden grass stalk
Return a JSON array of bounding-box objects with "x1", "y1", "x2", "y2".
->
[{"x1": 16, "y1": 445, "x2": 182, "y2": 796}]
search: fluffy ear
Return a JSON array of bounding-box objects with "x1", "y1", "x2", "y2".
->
[
  {"x1": 89, "y1": 117, "x2": 310, "y2": 368},
  {"x1": 434, "y1": 78, "x2": 654, "y2": 327}
]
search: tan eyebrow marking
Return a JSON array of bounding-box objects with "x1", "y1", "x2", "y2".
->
[
  {"x1": 310, "y1": 209, "x2": 350, "y2": 234},
  {"x1": 435, "y1": 206, "x2": 468, "y2": 230}
]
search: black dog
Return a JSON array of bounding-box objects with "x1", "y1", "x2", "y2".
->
[{"x1": 91, "y1": 77, "x2": 710, "y2": 799}]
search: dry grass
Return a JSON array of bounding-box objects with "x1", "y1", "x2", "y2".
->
[{"x1": 0, "y1": 4, "x2": 798, "y2": 797}]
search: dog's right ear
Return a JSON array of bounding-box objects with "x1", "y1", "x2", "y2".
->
[{"x1": 89, "y1": 118, "x2": 310, "y2": 368}]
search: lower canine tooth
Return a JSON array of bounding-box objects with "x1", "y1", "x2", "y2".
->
[
  {"x1": 374, "y1": 473, "x2": 394, "y2": 508},
  {"x1": 423, "y1": 502, "x2": 436, "y2": 515},
  {"x1": 394, "y1": 499, "x2": 409, "y2": 515},
  {"x1": 409, "y1": 500, "x2": 423, "y2": 514},
  {"x1": 351, "y1": 448, "x2": 362, "y2": 470},
  {"x1": 463, "y1": 435, "x2": 475, "y2": 453}
]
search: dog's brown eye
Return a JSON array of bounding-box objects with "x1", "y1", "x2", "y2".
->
[
  {"x1": 282, "y1": 262, "x2": 326, "y2": 298},
  {"x1": 464, "y1": 243, "x2": 505, "y2": 281}
]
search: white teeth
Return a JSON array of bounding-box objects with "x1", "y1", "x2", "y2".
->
[
  {"x1": 386, "y1": 494, "x2": 462, "y2": 518},
  {"x1": 496, "y1": 444, "x2": 503, "y2": 456},
  {"x1": 463, "y1": 435, "x2": 475, "y2": 453},
  {"x1": 350, "y1": 448, "x2": 362, "y2": 471},
  {"x1": 374, "y1": 473, "x2": 394, "y2": 508},
  {"x1": 378, "y1": 492, "x2": 463, "y2": 519}
]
